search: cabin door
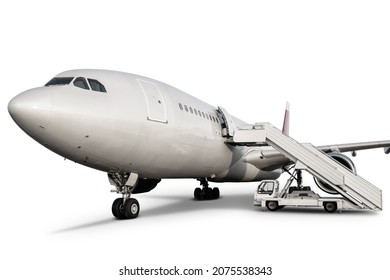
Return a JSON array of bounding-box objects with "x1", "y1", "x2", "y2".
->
[
  {"x1": 217, "y1": 106, "x2": 237, "y2": 137},
  {"x1": 137, "y1": 79, "x2": 167, "y2": 123}
]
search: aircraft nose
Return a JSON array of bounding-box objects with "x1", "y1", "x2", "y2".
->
[{"x1": 8, "y1": 88, "x2": 52, "y2": 134}]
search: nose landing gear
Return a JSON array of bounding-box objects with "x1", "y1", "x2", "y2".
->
[{"x1": 109, "y1": 172, "x2": 140, "y2": 219}]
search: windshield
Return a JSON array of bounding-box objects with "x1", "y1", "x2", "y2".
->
[
  {"x1": 45, "y1": 77, "x2": 74, "y2": 86},
  {"x1": 88, "y1": 78, "x2": 107, "y2": 92},
  {"x1": 44, "y1": 76, "x2": 107, "y2": 93},
  {"x1": 73, "y1": 77, "x2": 90, "y2": 90}
]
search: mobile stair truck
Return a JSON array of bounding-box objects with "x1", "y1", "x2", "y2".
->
[
  {"x1": 254, "y1": 170, "x2": 360, "y2": 213},
  {"x1": 219, "y1": 117, "x2": 383, "y2": 213}
]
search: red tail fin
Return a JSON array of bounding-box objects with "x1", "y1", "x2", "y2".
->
[{"x1": 282, "y1": 102, "x2": 290, "y2": 135}]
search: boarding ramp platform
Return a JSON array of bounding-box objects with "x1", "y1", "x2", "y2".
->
[{"x1": 228, "y1": 122, "x2": 382, "y2": 211}]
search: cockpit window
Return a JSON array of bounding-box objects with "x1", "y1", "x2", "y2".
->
[
  {"x1": 88, "y1": 79, "x2": 106, "y2": 93},
  {"x1": 73, "y1": 77, "x2": 90, "y2": 90},
  {"x1": 45, "y1": 77, "x2": 74, "y2": 87}
]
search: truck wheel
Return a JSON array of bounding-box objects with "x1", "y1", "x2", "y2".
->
[
  {"x1": 324, "y1": 202, "x2": 337, "y2": 213},
  {"x1": 266, "y1": 201, "x2": 279, "y2": 211}
]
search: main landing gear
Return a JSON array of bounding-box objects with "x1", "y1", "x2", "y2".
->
[
  {"x1": 109, "y1": 172, "x2": 140, "y2": 219},
  {"x1": 194, "y1": 179, "x2": 220, "y2": 200}
]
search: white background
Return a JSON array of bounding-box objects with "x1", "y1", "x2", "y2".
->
[{"x1": 1, "y1": 1, "x2": 389, "y2": 279}]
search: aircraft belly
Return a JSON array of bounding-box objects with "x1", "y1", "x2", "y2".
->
[{"x1": 212, "y1": 148, "x2": 283, "y2": 182}]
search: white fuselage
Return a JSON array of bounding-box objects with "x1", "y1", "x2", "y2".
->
[{"x1": 8, "y1": 70, "x2": 283, "y2": 182}]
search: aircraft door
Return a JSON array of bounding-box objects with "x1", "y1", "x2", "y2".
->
[
  {"x1": 137, "y1": 79, "x2": 167, "y2": 123},
  {"x1": 217, "y1": 106, "x2": 237, "y2": 137}
]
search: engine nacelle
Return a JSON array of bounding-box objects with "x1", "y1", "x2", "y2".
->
[
  {"x1": 314, "y1": 153, "x2": 356, "y2": 194},
  {"x1": 133, "y1": 178, "x2": 161, "y2": 194}
]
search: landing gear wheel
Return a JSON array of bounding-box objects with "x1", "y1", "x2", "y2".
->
[
  {"x1": 123, "y1": 198, "x2": 140, "y2": 219},
  {"x1": 212, "y1": 187, "x2": 220, "y2": 199},
  {"x1": 194, "y1": 179, "x2": 220, "y2": 200},
  {"x1": 266, "y1": 201, "x2": 279, "y2": 211},
  {"x1": 207, "y1": 188, "x2": 214, "y2": 199},
  {"x1": 112, "y1": 198, "x2": 126, "y2": 219},
  {"x1": 324, "y1": 202, "x2": 337, "y2": 213},
  {"x1": 194, "y1": 187, "x2": 202, "y2": 200},
  {"x1": 200, "y1": 188, "x2": 210, "y2": 199}
]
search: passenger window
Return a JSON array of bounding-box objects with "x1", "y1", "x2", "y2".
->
[
  {"x1": 189, "y1": 107, "x2": 193, "y2": 114},
  {"x1": 179, "y1": 103, "x2": 183, "y2": 110},
  {"x1": 184, "y1": 105, "x2": 189, "y2": 112},
  {"x1": 73, "y1": 77, "x2": 90, "y2": 90},
  {"x1": 88, "y1": 79, "x2": 107, "y2": 92}
]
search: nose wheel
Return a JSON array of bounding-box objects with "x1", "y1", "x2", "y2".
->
[
  {"x1": 109, "y1": 172, "x2": 140, "y2": 219},
  {"x1": 112, "y1": 198, "x2": 126, "y2": 219},
  {"x1": 112, "y1": 197, "x2": 140, "y2": 219}
]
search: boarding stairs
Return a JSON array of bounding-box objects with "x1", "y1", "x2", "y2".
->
[{"x1": 227, "y1": 122, "x2": 382, "y2": 211}]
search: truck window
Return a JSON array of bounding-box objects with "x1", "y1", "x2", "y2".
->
[{"x1": 259, "y1": 182, "x2": 274, "y2": 194}]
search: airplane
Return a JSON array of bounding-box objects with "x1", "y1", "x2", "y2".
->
[{"x1": 8, "y1": 69, "x2": 390, "y2": 219}]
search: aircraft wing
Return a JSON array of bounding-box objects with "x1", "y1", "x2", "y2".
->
[
  {"x1": 316, "y1": 140, "x2": 390, "y2": 154},
  {"x1": 256, "y1": 140, "x2": 390, "y2": 162},
  {"x1": 245, "y1": 140, "x2": 390, "y2": 172}
]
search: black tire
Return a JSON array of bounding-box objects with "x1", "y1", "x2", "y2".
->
[
  {"x1": 123, "y1": 198, "x2": 140, "y2": 219},
  {"x1": 200, "y1": 188, "x2": 207, "y2": 199},
  {"x1": 112, "y1": 198, "x2": 126, "y2": 219},
  {"x1": 201, "y1": 188, "x2": 212, "y2": 199},
  {"x1": 194, "y1": 187, "x2": 202, "y2": 200},
  {"x1": 266, "y1": 201, "x2": 279, "y2": 211},
  {"x1": 212, "y1": 187, "x2": 220, "y2": 199},
  {"x1": 324, "y1": 202, "x2": 337, "y2": 213},
  {"x1": 206, "y1": 188, "x2": 214, "y2": 199}
]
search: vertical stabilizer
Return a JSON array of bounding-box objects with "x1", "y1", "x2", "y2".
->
[{"x1": 282, "y1": 102, "x2": 290, "y2": 135}]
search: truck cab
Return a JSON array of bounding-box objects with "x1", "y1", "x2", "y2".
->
[{"x1": 254, "y1": 180, "x2": 279, "y2": 204}]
